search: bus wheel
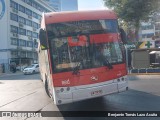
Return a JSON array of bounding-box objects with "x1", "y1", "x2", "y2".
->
[{"x1": 45, "y1": 80, "x2": 51, "y2": 98}]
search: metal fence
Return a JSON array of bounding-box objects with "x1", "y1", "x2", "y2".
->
[{"x1": 129, "y1": 68, "x2": 160, "y2": 74}]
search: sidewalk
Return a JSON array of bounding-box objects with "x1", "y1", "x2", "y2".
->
[{"x1": 0, "y1": 71, "x2": 23, "y2": 77}]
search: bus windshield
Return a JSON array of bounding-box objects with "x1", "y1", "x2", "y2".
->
[
  {"x1": 46, "y1": 19, "x2": 118, "y2": 37},
  {"x1": 47, "y1": 20, "x2": 124, "y2": 73}
]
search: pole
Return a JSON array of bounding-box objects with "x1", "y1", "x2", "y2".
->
[{"x1": 125, "y1": 45, "x2": 129, "y2": 73}]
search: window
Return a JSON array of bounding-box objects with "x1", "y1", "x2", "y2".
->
[
  {"x1": 26, "y1": 19, "x2": 32, "y2": 26},
  {"x1": 141, "y1": 25, "x2": 154, "y2": 30},
  {"x1": 10, "y1": 0, "x2": 18, "y2": 10},
  {"x1": 32, "y1": 1, "x2": 38, "y2": 9},
  {"x1": 27, "y1": 30, "x2": 32, "y2": 37},
  {"x1": 27, "y1": 41, "x2": 33, "y2": 47},
  {"x1": 11, "y1": 51, "x2": 18, "y2": 56},
  {"x1": 21, "y1": 51, "x2": 26, "y2": 57},
  {"x1": 26, "y1": 0, "x2": 32, "y2": 6},
  {"x1": 50, "y1": 37, "x2": 124, "y2": 73},
  {"x1": 19, "y1": 16, "x2": 26, "y2": 24},
  {"x1": 32, "y1": 32, "x2": 38, "y2": 38},
  {"x1": 19, "y1": 5, "x2": 25, "y2": 13},
  {"x1": 37, "y1": 5, "x2": 43, "y2": 12},
  {"x1": 46, "y1": 20, "x2": 118, "y2": 37},
  {"x1": 37, "y1": 14, "x2": 41, "y2": 20},
  {"x1": 26, "y1": 8, "x2": 32, "y2": 16},
  {"x1": 11, "y1": 38, "x2": 18, "y2": 45},
  {"x1": 19, "y1": 39, "x2": 26, "y2": 46},
  {"x1": 10, "y1": 25, "x2": 18, "y2": 33},
  {"x1": 32, "y1": 22, "x2": 38, "y2": 29},
  {"x1": 27, "y1": 52, "x2": 32, "y2": 57},
  {"x1": 10, "y1": 13, "x2": 18, "y2": 22},
  {"x1": 34, "y1": 41, "x2": 38, "y2": 48},
  {"x1": 33, "y1": 12, "x2": 38, "y2": 19},
  {"x1": 142, "y1": 33, "x2": 154, "y2": 38},
  {"x1": 19, "y1": 28, "x2": 26, "y2": 35}
]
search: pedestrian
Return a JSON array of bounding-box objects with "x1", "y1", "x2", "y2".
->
[
  {"x1": 1, "y1": 63, "x2": 5, "y2": 73},
  {"x1": 10, "y1": 62, "x2": 16, "y2": 73}
]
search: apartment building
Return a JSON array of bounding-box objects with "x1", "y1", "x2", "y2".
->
[
  {"x1": 140, "y1": 21, "x2": 155, "y2": 42},
  {"x1": 0, "y1": 0, "x2": 55, "y2": 70},
  {"x1": 47, "y1": 0, "x2": 61, "y2": 11}
]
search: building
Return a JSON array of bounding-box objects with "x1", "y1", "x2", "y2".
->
[
  {"x1": 138, "y1": 15, "x2": 160, "y2": 49},
  {"x1": 48, "y1": 0, "x2": 78, "y2": 11},
  {"x1": 140, "y1": 22, "x2": 155, "y2": 42},
  {"x1": 0, "y1": 0, "x2": 55, "y2": 71},
  {"x1": 47, "y1": 0, "x2": 61, "y2": 11},
  {"x1": 140, "y1": 14, "x2": 160, "y2": 42}
]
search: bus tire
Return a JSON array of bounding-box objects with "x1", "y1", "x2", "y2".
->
[{"x1": 45, "y1": 79, "x2": 51, "y2": 98}]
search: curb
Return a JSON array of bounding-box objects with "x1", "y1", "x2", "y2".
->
[{"x1": 0, "y1": 72, "x2": 23, "y2": 77}]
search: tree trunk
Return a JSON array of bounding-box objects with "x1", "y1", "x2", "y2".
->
[{"x1": 135, "y1": 19, "x2": 140, "y2": 42}]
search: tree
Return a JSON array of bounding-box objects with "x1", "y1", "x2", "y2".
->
[{"x1": 103, "y1": 0, "x2": 160, "y2": 41}]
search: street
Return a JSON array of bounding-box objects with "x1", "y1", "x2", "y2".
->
[{"x1": 0, "y1": 73, "x2": 160, "y2": 120}]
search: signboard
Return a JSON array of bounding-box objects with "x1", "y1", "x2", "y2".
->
[
  {"x1": 138, "y1": 41, "x2": 155, "y2": 49},
  {"x1": 125, "y1": 44, "x2": 136, "y2": 49}
]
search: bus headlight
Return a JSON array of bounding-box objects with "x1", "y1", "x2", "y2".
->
[
  {"x1": 60, "y1": 88, "x2": 64, "y2": 92},
  {"x1": 121, "y1": 77, "x2": 125, "y2": 81},
  {"x1": 55, "y1": 87, "x2": 74, "y2": 93}
]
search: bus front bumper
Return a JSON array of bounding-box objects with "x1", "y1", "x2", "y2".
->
[{"x1": 54, "y1": 76, "x2": 128, "y2": 105}]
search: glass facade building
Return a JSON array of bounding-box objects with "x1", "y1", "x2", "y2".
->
[{"x1": 49, "y1": 0, "x2": 78, "y2": 11}]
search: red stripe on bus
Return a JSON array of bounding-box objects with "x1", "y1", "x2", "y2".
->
[
  {"x1": 52, "y1": 64, "x2": 127, "y2": 87},
  {"x1": 45, "y1": 10, "x2": 117, "y2": 24}
]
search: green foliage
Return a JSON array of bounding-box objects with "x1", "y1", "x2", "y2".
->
[
  {"x1": 104, "y1": 0, "x2": 159, "y2": 26},
  {"x1": 104, "y1": 0, "x2": 160, "y2": 41}
]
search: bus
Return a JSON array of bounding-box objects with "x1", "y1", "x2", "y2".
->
[{"x1": 38, "y1": 10, "x2": 128, "y2": 105}]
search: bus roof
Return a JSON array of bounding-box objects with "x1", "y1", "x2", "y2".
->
[{"x1": 44, "y1": 10, "x2": 117, "y2": 24}]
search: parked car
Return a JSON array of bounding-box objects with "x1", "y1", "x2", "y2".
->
[{"x1": 23, "y1": 64, "x2": 39, "y2": 75}]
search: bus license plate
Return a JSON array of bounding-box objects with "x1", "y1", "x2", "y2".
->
[{"x1": 91, "y1": 90, "x2": 102, "y2": 96}]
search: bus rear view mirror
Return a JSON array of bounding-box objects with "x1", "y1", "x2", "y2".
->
[
  {"x1": 39, "y1": 28, "x2": 48, "y2": 50},
  {"x1": 120, "y1": 28, "x2": 127, "y2": 44}
]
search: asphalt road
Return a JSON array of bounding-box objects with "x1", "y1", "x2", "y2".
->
[{"x1": 0, "y1": 73, "x2": 160, "y2": 120}]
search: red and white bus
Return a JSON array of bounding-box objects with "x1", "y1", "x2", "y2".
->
[{"x1": 38, "y1": 10, "x2": 128, "y2": 105}]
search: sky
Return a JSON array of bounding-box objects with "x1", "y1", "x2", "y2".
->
[{"x1": 78, "y1": 0, "x2": 107, "y2": 10}]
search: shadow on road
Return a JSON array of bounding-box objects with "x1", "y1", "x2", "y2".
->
[{"x1": 56, "y1": 89, "x2": 160, "y2": 120}]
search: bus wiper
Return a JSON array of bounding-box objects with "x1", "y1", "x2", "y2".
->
[
  {"x1": 103, "y1": 59, "x2": 113, "y2": 69},
  {"x1": 72, "y1": 63, "x2": 81, "y2": 75}
]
